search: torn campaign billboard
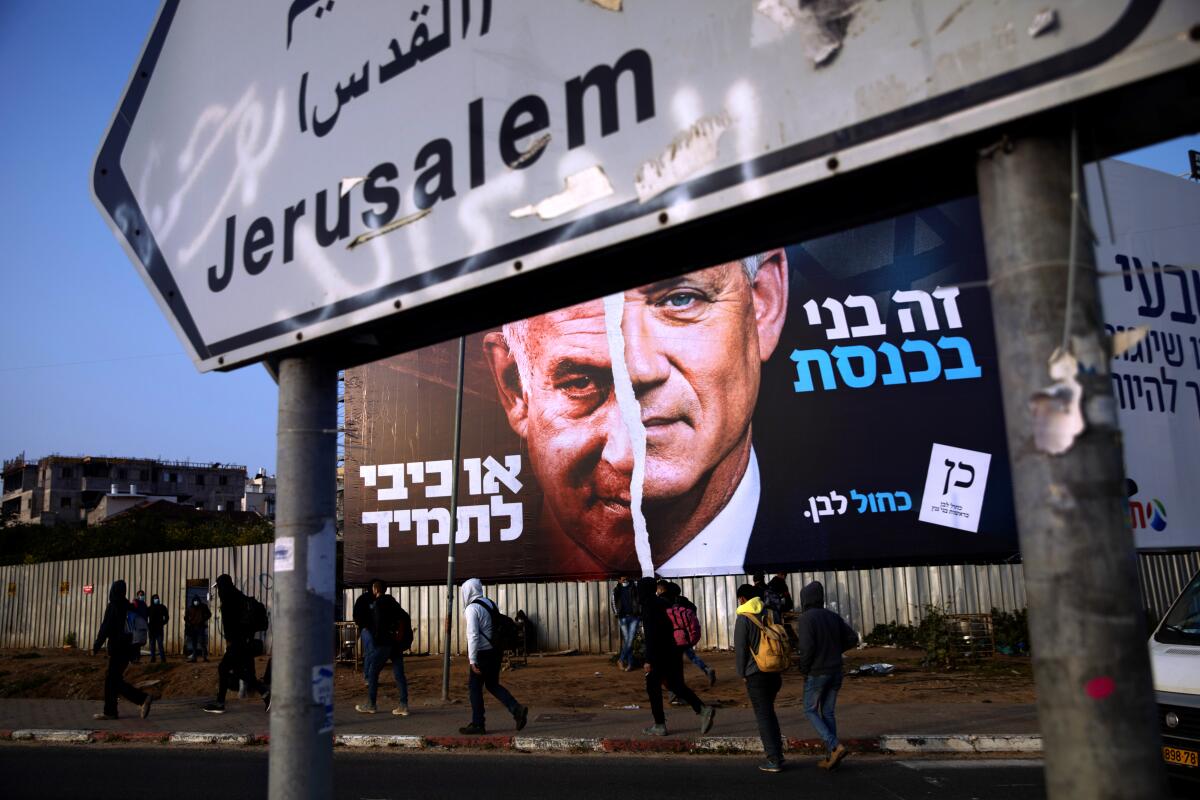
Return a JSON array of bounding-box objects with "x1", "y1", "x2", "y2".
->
[{"x1": 344, "y1": 197, "x2": 1019, "y2": 583}]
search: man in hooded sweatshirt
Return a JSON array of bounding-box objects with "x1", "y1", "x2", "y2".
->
[
  {"x1": 92, "y1": 580, "x2": 152, "y2": 721},
  {"x1": 795, "y1": 580, "x2": 859, "y2": 770},
  {"x1": 147, "y1": 593, "x2": 169, "y2": 662},
  {"x1": 203, "y1": 574, "x2": 270, "y2": 713},
  {"x1": 734, "y1": 582, "x2": 783, "y2": 772},
  {"x1": 459, "y1": 578, "x2": 529, "y2": 735},
  {"x1": 638, "y1": 577, "x2": 716, "y2": 737}
]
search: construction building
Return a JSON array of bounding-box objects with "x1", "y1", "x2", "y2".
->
[{"x1": 1, "y1": 454, "x2": 248, "y2": 526}]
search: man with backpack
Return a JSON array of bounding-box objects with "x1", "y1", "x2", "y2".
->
[
  {"x1": 735, "y1": 582, "x2": 791, "y2": 773},
  {"x1": 459, "y1": 578, "x2": 529, "y2": 735},
  {"x1": 796, "y1": 580, "x2": 859, "y2": 771},
  {"x1": 610, "y1": 575, "x2": 640, "y2": 671},
  {"x1": 91, "y1": 580, "x2": 153, "y2": 721},
  {"x1": 638, "y1": 578, "x2": 716, "y2": 737},
  {"x1": 203, "y1": 574, "x2": 270, "y2": 714},
  {"x1": 659, "y1": 581, "x2": 716, "y2": 688},
  {"x1": 355, "y1": 579, "x2": 412, "y2": 716}
]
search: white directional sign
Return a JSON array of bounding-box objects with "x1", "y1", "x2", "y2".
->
[{"x1": 93, "y1": 0, "x2": 1199, "y2": 371}]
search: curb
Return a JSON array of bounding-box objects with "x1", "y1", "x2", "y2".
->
[{"x1": 0, "y1": 728, "x2": 1043, "y2": 755}]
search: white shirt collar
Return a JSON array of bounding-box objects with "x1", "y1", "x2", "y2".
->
[{"x1": 657, "y1": 447, "x2": 760, "y2": 578}]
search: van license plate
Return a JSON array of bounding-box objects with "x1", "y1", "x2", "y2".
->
[{"x1": 1163, "y1": 746, "x2": 1199, "y2": 767}]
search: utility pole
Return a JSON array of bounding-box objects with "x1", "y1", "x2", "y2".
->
[
  {"x1": 441, "y1": 335, "x2": 467, "y2": 701},
  {"x1": 270, "y1": 357, "x2": 338, "y2": 800},
  {"x1": 976, "y1": 125, "x2": 1167, "y2": 799}
]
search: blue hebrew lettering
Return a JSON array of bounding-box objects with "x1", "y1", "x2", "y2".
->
[
  {"x1": 874, "y1": 492, "x2": 897, "y2": 512},
  {"x1": 849, "y1": 489, "x2": 870, "y2": 513},
  {"x1": 937, "y1": 336, "x2": 983, "y2": 380},
  {"x1": 1136, "y1": 258, "x2": 1166, "y2": 317},
  {"x1": 1116, "y1": 253, "x2": 1134, "y2": 293},
  {"x1": 876, "y1": 341, "x2": 907, "y2": 385},
  {"x1": 901, "y1": 339, "x2": 941, "y2": 383},
  {"x1": 831, "y1": 344, "x2": 877, "y2": 389},
  {"x1": 1167, "y1": 266, "x2": 1197, "y2": 324},
  {"x1": 895, "y1": 491, "x2": 912, "y2": 512},
  {"x1": 791, "y1": 348, "x2": 837, "y2": 392}
]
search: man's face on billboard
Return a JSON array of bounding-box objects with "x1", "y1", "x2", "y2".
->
[
  {"x1": 484, "y1": 251, "x2": 787, "y2": 566},
  {"x1": 623, "y1": 259, "x2": 786, "y2": 503}
]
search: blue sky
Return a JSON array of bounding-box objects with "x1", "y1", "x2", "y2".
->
[{"x1": 0, "y1": 3, "x2": 1195, "y2": 478}]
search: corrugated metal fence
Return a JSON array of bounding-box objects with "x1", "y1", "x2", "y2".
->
[
  {"x1": 1, "y1": 547, "x2": 1195, "y2": 655},
  {"x1": 0, "y1": 544, "x2": 272, "y2": 656}
]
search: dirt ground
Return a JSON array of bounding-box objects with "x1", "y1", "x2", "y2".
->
[{"x1": 0, "y1": 646, "x2": 1035, "y2": 708}]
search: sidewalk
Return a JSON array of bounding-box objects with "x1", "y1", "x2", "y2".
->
[{"x1": 0, "y1": 696, "x2": 1041, "y2": 755}]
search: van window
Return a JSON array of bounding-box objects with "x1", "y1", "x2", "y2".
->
[{"x1": 1155, "y1": 570, "x2": 1200, "y2": 646}]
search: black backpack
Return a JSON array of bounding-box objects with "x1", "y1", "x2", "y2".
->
[
  {"x1": 243, "y1": 595, "x2": 269, "y2": 633},
  {"x1": 394, "y1": 607, "x2": 414, "y2": 653},
  {"x1": 472, "y1": 598, "x2": 519, "y2": 652}
]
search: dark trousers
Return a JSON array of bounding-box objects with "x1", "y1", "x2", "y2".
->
[
  {"x1": 646, "y1": 651, "x2": 702, "y2": 724},
  {"x1": 468, "y1": 647, "x2": 519, "y2": 726},
  {"x1": 745, "y1": 671, "x2": 784, "y2": 762},
  {"x1": 104, "y1": 647, "x2": 148, "y2": 717},
  {"x1": 217, "y1": 641, "x2": 266, "y2": 702},
  {"x1": 148, "y1": 631, "x2": 166, "y2": 662}
]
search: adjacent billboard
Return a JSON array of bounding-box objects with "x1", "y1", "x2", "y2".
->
[
  {"x1": 344, "y1": 197, "x2": 1019, "y2": 583},
  {"x1": 1092, "y1": 160, "x2": 1200, "y2": 551}
]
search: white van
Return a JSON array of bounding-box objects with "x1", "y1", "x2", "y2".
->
[{"x1": 1151, "y1": 567, "x2": 1200, "y2": 784}]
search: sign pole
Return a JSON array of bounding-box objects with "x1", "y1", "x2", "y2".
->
[
  {"x1": 270, "y1": 356, "x2": 337, "y2": 800},
  {"x1": 441, "y1": 335, "x2": 467, "y2": 701},
  {"x1": 976, "y1": 124, "x2": 1167, "y2": 798}
]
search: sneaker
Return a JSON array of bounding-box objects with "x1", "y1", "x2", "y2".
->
[
  {"x1": 668, "y1": 693, "x2": 684, "y2": 706},
  {"x1": 140, "y1": 696, "x2": 153, "y2": 720},
  {"x1": 186, "y1": 656, "x2": 196, "y2": 663},
  {"x1": 698, "y1": 704, "x2": 716, "y2": 735},
  {"x1": 93, "y1": 712, "x2": 118, "y2": 721},
  {"x1": 642, "y1": 723, "x2": 668, "y2": 736},
  {"x1": 759, "y1": 760, "x2": 783, "y2": 773},
  {"x1": 355, "y1": 703, "x2": 377, "y2": 714},
  {"x1": 202, "y1": 702, "x2": 226, "y2": 714},
  {"x1": 707, "y1": 668, "x2": 717, "y2": 687},
  {"x1": 459, "y1": 723, "x2": 486, "y2": 735},
  {"x1": 392, "y1": 704, "x2": 409, "y2": 717},
  {"x1": 826, "y1": 743, "x2": 847, "y2": 770},
  {"x1": 513, "y1": 704, "x2": 529, "y2": 731},
  {"x1": 263, "y1": 691, "x2": 272, "y2": 712}
]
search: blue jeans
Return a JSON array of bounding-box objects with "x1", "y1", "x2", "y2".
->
[
  {"x1": 469, "y1": 647, "x2": 519, "y2": 727},
  {"x1": 365, "y1": 642, "x2": 408, "y2": 707},
  {"x1": 803, "y1": 672, "x2": 843, "y2": 751},
  {"x1": 148, "y1": 632, "x2": 166, "y2": 662},
  {"x1": 360, "y1": 628, "x2": 375, "y2": 666},
  {"x1": 618, "y1": 616, "x2": 639, "y2": 665},
  {"x1": 684, "y1": 646, "x2": 709, "y2": 674}
]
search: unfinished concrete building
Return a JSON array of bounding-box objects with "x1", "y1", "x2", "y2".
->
[{"x1": 2, "y1": 454, "x2": 247, "y2": 526}]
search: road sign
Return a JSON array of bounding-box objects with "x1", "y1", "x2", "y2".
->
[{"x1": 93, "y1": 0, "x2": 1199, "y2": 371}]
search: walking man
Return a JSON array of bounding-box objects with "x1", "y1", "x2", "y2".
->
[
  {"x1": 355, "y1": 579, "x2": 411, "y2": 716},
  {"x1": 735, "y1": 582, "x2": 785, "y2": 772},
  {"x1": 610, "y1": 575, "x2": 641, "y2": 671},
  {"x1": 91, "y1": 580, "x2": 152, "y2": 721},
  {"x1": 203, "y1": 574, "x2": 270, "y2": 713},
  {"x1": 147, "y1": 593, "x2": 169, "y2": 662},
  {"x1": 458, "y1": 578, "x2": 528, "y2": 735},
  {"x1": 796, "y1": 580, "x2": 859, "y2": 770},
  {"x1": 184, "y1": 596, "x2": 211, "y2": 662},
  {"x1": 638, "y1": 578, "x2": 715, "y2": 736},
  {"x1": 352, "y1": 585, "x2": 375, "y2": 686}
]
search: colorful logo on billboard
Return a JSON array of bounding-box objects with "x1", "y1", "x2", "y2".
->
[{"x1": 1126, "y1": 479, "x2": 1167, "y2": 532}]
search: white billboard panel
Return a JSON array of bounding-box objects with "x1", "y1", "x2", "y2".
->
[{"x1": 93, "y1": 1, "x2": 1199, "y2": 370}]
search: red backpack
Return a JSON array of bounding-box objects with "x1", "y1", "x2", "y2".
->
[{"x1": 666, "y1": 605, "x2": 701, "y2": 648}]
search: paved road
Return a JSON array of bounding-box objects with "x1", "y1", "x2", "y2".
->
[{"x1": 1, "y1": 745, "x2": 1052, "y2": 799}]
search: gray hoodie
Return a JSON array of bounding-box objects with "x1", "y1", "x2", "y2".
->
[{"x1": 461, "y1": 578, "x2": 494, "y2": 665}]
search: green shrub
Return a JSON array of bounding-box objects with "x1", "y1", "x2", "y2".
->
[{"x1": 991, "y1": 607, "x2": 1029, "y2": 655}]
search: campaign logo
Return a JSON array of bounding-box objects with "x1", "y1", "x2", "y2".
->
[
  {"x1": 1126, "y1": 479, "x2": 1167, "y2": 532},
  {"x1": 803, "y1": 488, "x2": 913, "y2": 523},
  {"x1": 918, "y1": 444, "x2": 992, "y2": 533}
]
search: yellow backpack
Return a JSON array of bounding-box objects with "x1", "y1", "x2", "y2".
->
[{"x1": 740, "y1": 611, "x2": 792, "y2": 672}]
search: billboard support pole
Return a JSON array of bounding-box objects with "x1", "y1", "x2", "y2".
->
[
  {"x1": 976, "y1": 124, "x2": 1166, "y2": 799},
  {"x1": 270, "y1": 356, "x2": 338, "y2": 800},
  {"x1": 441, "y1": 335, "x2": 467, "y2": 701}
]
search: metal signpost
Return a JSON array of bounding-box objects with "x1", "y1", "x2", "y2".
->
[{"x1": 91, "y1": 2, "x2": 1198, "y2": 798}]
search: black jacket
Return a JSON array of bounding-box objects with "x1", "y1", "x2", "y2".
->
[
  {"x1": 352, "y1": 591, "x2": 374, "y2": 630},
  {"x1": 636, "y1": 578, "x2": 678, "y2": 666},
  {"x1": 795, "y1": 582, "x2": 859, "y2": 676},
  {"x1": 217, "y1": 585, "x2": 252, "y2": 643},
  {"x1": 369, "y1": 593, "x2": 404, "y2": 642},
  {"x1": 610, "y1": 581, "x2": 640, "y2": 618},
  {"x1": 148, "y1": 603, "x2": 169, "y2": 634},
  {"x1": 93, "y1": 580, "x2": 132, "y2": 656}
]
